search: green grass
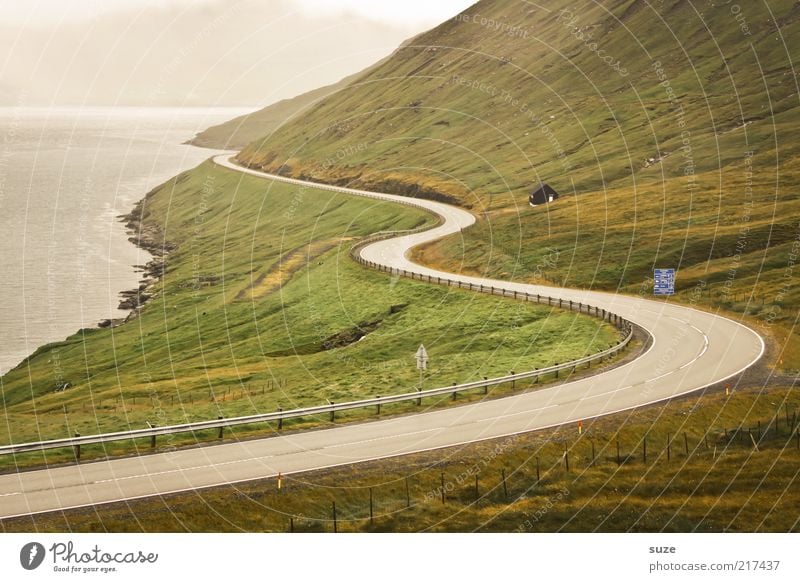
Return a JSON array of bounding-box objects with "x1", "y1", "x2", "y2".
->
[
  {"x1": 231, "y1": 0, "x2": 800, "y2": 368},
  {"x1": 415, "y1": 162, "x2": 800, "y2": 369},
  {"x1": 6, "y1": 385, "x2": 797, "y2": 532},
  {"x1": 0, "y1": 160, "x2": 616, "y2": 455}
]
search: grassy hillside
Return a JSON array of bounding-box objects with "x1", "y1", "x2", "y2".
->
[
  {"x1": 189, "y1": 75, "x2": 356, "y2": 150},
  {"x1": 189, "y1": 36, "x2": 417, "y2": 150},
  {"x1": 8, "y1": 385, "x2": 797, "y2": 532},
  {"x1": 0, "y1": 160, "x2": 616, "y2": 450},
  {"x1": 233, "y1": 0, "x2": 800, "y2": 369}
]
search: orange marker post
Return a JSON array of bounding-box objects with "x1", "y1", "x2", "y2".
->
[
  {"x1": 578, "y1": 420, "x2": 583, "y2": 435},
  {"x1": 277, "y1": 472, "x2": 283, "y2": 492}
]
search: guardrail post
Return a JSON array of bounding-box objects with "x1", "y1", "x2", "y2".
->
[
  {"x1": 534, "y1": 369, "x2": 539, "y2": 384},
  {"x1": 451, "y1": 383, "x2": 457, "y2": 400},
  {"x1": 369, "y1": 487, "x2": 374, "y2": 525},
  {"x1": 218, "y1": 417, "x2": 224, "y2": 439},
  {"x1": 484, "y1": 377, "x2": 489, "y2": 395},
  {"x1": 416, "y1": 388, "x2": 422, "y2": 406},
  {"x1": 501, "y1": 468, "x2": 508, "y2": 501},
  {"x1": 555, "y1": 364, "x2": 559, "y2": 379},
  {"x1": 510, "y1": 372, "x2": 515, "y2": 390},
  {"x1": 332, "y1": 502, "x2": 338, "y2": 533},
  {"x1": 278, "y1": 407, "x2": 283, "y2": 430},
  {"x1": 376, "y1": 396, "x2": 381, "y2": 416},
  {"x1": 330, "y1": 403, "x2": 336, "y2": 423},
  {"x1": 151, "y1": 428, "x2": 157, "y2": 449},
  {"x1": 74, "y1": 432, "x2": 81, "y2": 461}
]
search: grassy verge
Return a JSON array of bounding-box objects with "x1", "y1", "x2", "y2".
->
[
  {"x1": 414, "y1": 162, "x2": 800, "y2": 370},
  {"x1": 0, "y1": 160, "x2": 617, "y2": 462},
  {"x1": 5, "y1": 385, "x2": 797, "y2": 532}
]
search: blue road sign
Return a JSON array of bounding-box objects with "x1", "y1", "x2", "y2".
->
[{"x1": 654, "y1": 268, "x2": 675, "y2": 295}]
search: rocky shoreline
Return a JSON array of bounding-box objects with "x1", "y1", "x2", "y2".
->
[{"x1": 101, "y1": 197, "x2": 174, "y2": 328}]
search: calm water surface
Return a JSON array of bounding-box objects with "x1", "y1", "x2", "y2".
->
[{"x1": 0, "y1": 107, "x2": 249, "y2": 374}]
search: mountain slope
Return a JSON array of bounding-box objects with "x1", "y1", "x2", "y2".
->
[
  {"x1": 236, "y1": 0, "x2": 800, "y2": 209},
  {"x1": 189, "y1": 73, "x2": 357, "y2": 149},
  {"x1": 233, "y1": 0, "x2": 800, "y2": 369},
  {"x1": 190, "y1": 37, "x2": 419, "y2": 150}
]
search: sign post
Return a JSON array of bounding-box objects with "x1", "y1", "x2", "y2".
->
[
  {"x1": 415, "y1": 344, "x2": 428, "y2": 401},
  {"x1": 654, "y1": 268, "x2": 676, "y2": 296}
]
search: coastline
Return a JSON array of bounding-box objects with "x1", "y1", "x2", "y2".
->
[{"x1": 107, "y1": 191, "x2": 175, "y2": 328}]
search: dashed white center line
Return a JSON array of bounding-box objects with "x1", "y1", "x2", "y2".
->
[
  {"x1": 477, "y1": 404, "x2": 559, "y2": 423},
  {"x1": 91, "y1": 454, "x2": 275, "y2": 484},
  {"x1": 0, "y1": 492, "x2": 21, "y2": 497},
  {"x1": 321, "y1": 427, "x2": 443, "y2": 450}
]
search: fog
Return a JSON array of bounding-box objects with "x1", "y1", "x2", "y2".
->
[{"x1": 0, "y1": 0, "x2": 473, "y2": 107}]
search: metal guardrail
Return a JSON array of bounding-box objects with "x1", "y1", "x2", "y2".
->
[
  {"x1": 0, "y1": 327, "x2": 631, "y2": 456},
  {"x1": 0, "y1": 161, "x2": 637, "y2": 458},
  {"x1": 0, "y1": 322, "x2": 633, "y2": 457}
]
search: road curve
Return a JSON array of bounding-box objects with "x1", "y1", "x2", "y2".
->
[{"x1": 0, "y1": 156, "x2": 764, "y2": 519}]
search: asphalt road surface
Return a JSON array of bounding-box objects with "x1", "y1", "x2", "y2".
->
[{"x1": 0, "y1": 156, "x2": 764, "y2": 519}]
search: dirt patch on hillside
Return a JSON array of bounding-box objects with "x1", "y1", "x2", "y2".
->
[{"x1": 236, "y1": 238, "x2": 348, "y2": 302}]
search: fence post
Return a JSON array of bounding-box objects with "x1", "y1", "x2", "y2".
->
[
  {"x1": 667, "y1": 433, "x2": 671, "y2": 462},
  {"x1": 475, "y1": 475, "x2": 480, "y2": 500},
  {"x1": 536, "y1": 456, "x2": 541, "y2": 483},
  {"x1": 332, "y1": 502, "x2": 338, "y2": 533},
  {"x1": 441, "y1": 472, "x2": 446, "y2": 504},
  {"x1": 406, "y1": 477, "x2": 411, "y2": 508},
  {"x1": 564, "y1": 445, "x2": 570, "y2": 472},
  {"x1": 616, "y1": 437, "x2": 621, "y2": 465},
  {"x1": 684, "y1": 432, "x2": 689, "y2": 456},
  {"x1": 369, "y1": 488, "x2": 374, "y2": 525},
  {"x1": 643, "y1": 435, "x2": 647, "y2": 464},
  {"x1": 591, "y1": 440, "x2": 596, "y2": 466},
  {"x1": 502, "y1": 468, "x2": 508, "y2": 501}
]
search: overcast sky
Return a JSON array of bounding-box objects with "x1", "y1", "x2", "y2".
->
[{"x1": 0, "y1": 0, "x2": 475, "y2": 107}]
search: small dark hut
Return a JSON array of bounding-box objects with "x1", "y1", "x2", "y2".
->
[{"x1": 529, "y1": 183, "x2": 559, "y2": 206}]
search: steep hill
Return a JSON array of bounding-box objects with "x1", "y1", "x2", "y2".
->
[
  {"x1": 236, "y1": 0, "x2": 800, "y2": 209},
  {"x1": 234, "y1": 0, "x2": 800, "y2": 369},
  {"x1": 189, "y1": 73, "x2": 357, "y2": 149},
  {"x1": 189, "y1": 38, "x2": 416, "y2": 150}
]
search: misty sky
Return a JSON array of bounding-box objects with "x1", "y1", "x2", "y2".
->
[{"x1": 0, "y1": 0, "x2": 474, "y2": 107}]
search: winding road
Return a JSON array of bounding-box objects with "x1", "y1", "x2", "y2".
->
[{"x1": 0, "y1": 155, "x2": 764, "y2": 519}]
